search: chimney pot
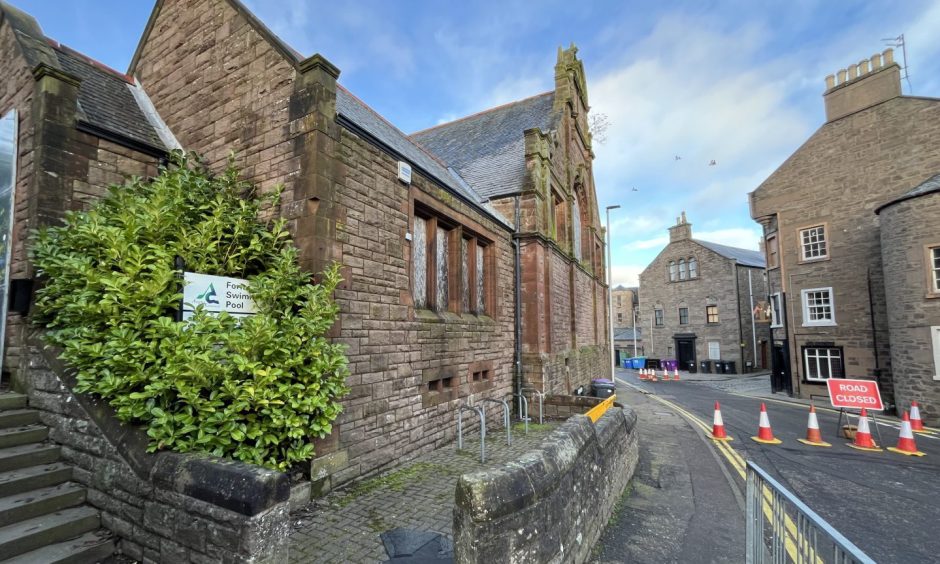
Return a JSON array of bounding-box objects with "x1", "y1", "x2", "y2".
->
[
  {"x1": 859, "y1": 59, "x2": 869, "y2": 75},
  {"x1": 681, "y1": 211, "x2": 687, "y2": 224},
  {"x1": 837, "y1": 69, "x2": 847, "y2": 84},
  {"x1": 847, "y1": 64, "x2": 858, "y2": 80},
  {"x1": 883, "y1": 48, "x2": 894, "y2": 65},
  {"x1": 871, "y1": 53, "x2": 882, "y2": 69},
  {"x1": 825, "y1": 74, "x2": 835, "y2": 89}
]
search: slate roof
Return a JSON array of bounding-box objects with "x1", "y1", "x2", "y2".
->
[
  {"x1": 875, "y1": 173, "x2": 940, "y2": 214},
  {"x1": 410, "y1": 92, "x2": 560, "y2": 199},
  {"x1": 1, "y1": 2, "x2": 166, "y2": 152},
  {"x1": 336, "y1": 86, "x2": 485, "y2": 207},
  {"x1": 694, "y1": 239, "x2": 766, "y2": 268},
  {"x1": 614, "y1": 327, "x2": 643, "y2": 341}
]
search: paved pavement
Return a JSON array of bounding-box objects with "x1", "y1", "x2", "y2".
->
[
  {"x1": 592, "y1": 382, "x2": 745, "y2": 563},
  {"x1": 618, "y1": 367, "x2": 940, "y2": 563},
  {"x1": 289, "y1": 420, "x2": 560, "y2": 563}
]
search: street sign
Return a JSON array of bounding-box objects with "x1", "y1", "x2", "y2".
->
[
  {"x1": 182, "y1": 272, "x2": 257, "y2": 321},
  {"x1": 826, "y1": 379, "x2": 884, "y2": 411}
]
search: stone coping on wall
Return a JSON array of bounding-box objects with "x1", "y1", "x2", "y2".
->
[{"x1": 453, "y1": 405, "x2": 639, "y2": 563}]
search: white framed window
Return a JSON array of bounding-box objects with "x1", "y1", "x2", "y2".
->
[
  {"x1": 803, "y1": 347, "x2": 843, "y2": 381},
  {"x1": 930, "y1": 246, "x2": 940, "y2": 294},
  {"x1": 668, "y1": 261, "x2": 677, "y2": 282},
  {"x1": 689, "y1": 257, "x2": 697, "y2": 278},
  {"x1": 801, "y1": 287, "x2": 835, "y2": 326},
  {"x1": 708, "y1": 341, "x2": 721, "y2": 360},
  {"x1": 800, "y1": 225, "x2": 828, "y2": 261},
  {"x1": 678, "y1": 259, "x2": 687, "y2": 280},
  {"x1": 770, "y1": 293, "x2": 782, "y2": 328},
  {"x1": 654, "y1": 308, "x2": 664, "y2": 327},
  {"x1": 678, "y1": 307, "x2": 689, "y2": 325},
  {"x1": 933, "y1": 326, "x2": 940, "y2": 381}
]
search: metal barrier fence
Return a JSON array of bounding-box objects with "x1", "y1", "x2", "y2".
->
[{"x1": 746, "y1": 461, "x2": 875, "y2": 564}]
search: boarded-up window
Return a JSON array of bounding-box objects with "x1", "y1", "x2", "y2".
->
[
  {"x1": 572, "y1": 198, "x2": 582, "y2": 260},
  {"x1": 413, "y1": 216, "x2": 427, "y2": 308},
  {"x1": 436, "y1": 225, "x2": 449, "y2": 309},
  {"x1": 476, "y1": 243, "x2": 485, "y2": 312},
  {"x1": 461, "y1": 238, "x2": 470, "y2": 312}
]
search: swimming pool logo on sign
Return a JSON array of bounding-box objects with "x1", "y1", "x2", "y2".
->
[{"x1": 182, "y1": 272, "x2": 257, "y2": 321}]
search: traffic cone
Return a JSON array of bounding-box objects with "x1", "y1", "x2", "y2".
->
[
  {"x1": 847, "y1": 408, "x2": 882, "y2": 452},
  {"x1": 910, "y1": 402, "x2": 928, "y2": 433},
  {"x1": 887, "y1": 411, "x2": 925, "y2": 457},
  {"x1": 638, "y1": 369, "x2": 645, "y2": 380},
  {"x1": 797, "y1": 405, "x2": 831, "y2": 447},
  {"x1": 711, "y1": 401, "x2": 732, "y2": 441},
  {"x1": 673, "y1": 368, "x2": 680, "y2": 381},
  {"x1": 751, "y1": 403, "x2": 782, "y2": 444},
  {"x1": 660, "y1": 369, "x2": 669, "y2": 382}
]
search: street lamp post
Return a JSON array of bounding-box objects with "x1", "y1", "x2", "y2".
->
[{"x1": 605, "y1": 205, "x2": 620, "y2": 380}]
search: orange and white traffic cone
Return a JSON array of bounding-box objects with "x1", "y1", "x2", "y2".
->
[
  {"x1": 910, "y1": 402, "x2": 928, "y2": 433},
  {"x1": 638, "y1": 369, "x2": 645, "y2": 381},
  {"x1": 673, "y1": 368, "x2": 680, "y2": 381},
  {"x1": 888, "y1": 411, "x2": 925, "y2": 457},
  {"x1": 751, "y1": 403, "x2": 782, "y2": 444},
  {"x1": 847, "y1": 408, "x2": 882, "y2": 452},
  {"x1": 797, "y1": 405, "x2": 831, "y2": 447},
  {"x1": 711, "y1": 401, "x2": 732, "y2": 441}
]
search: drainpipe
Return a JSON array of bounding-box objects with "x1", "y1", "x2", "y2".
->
[
  {"x1": 734, "y1": 263, "x2": 744, "y2": 372},
  {"x1": 513, "y1": 196, "x2": 523, "y2": 416},
  {"x1": 748, "y1": 269, "x2": 757, "y2": 370}
]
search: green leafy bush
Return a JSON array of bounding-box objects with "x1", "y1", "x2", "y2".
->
[{"x1": 31, "y1": 152, "x2": 349, "y2": 471}]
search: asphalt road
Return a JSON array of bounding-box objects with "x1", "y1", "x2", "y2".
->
[{"x1": 615, "y1": 368, "x2": 940, "y2": 564}]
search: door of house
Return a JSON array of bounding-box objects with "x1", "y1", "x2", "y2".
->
[
  {"x1": 675, "y1": 338, "x2": 696, "y2": 370},
  {"x1": 771, "y1": 342, "x2": 792, "y2": 395},
  {"x1": 760, "y1": 341, "x2": 768, "y2": 370}
]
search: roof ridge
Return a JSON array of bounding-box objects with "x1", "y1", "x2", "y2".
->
[
  {"x1": 337, "y1": 84, "x2": 455, "y2": 172},
  {"x1": 46, "y1": 38, "x2": 134, "y2": 84},
  {"x1": 409, "y1": 90, "x2": 554, "y2": 137},
  {"x1": 692, "y1": 238, "x2": 760, "y2": 254}
]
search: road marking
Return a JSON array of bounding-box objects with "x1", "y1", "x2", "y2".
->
[{"x1": 617, "y1": 376, "x2": 812, "y2": 562}]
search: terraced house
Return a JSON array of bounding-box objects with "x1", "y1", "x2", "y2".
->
[
  {"x1": 0, "y1": 2, "x2": 611, "y2": 557},
  {"x1": 750, "y1": 48, "x2": 940, "y2": 422}
]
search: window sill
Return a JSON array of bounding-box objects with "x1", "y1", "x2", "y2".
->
[
  {"x1": 802, "y1": 322, "x2": 837, "y2": 328},
  {"x1": 801, "y1": 379, "x2": 833, "y2": 385},
  {"x1": 770, "y1": 324, "x2": 783, "y2": 329},
  {"x1": 415, "y1": 308, "x2": 495, "y2": 324},
  {"x1": 926, "y1": 292, "x2": 940, "y2": 299},
  {"x1": 797, "y1": 256, "x2": 830, "y2": 265}
]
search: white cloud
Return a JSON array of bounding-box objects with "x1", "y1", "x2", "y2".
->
[
  {"x1": 610, "y1": 264, "x2": 645, "y2": 287},
  {"x1": 630, "y1": 236, "x2": 669, "y2": 250},
  {"x1": 693, "y1": 227, "x2": 762, "y2": 250}
]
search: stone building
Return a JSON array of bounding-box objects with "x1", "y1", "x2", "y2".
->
[
  {"x1": 612, "y1": 285, "x2": 639, "y2": 328},
  {"x1": 1, "y1": 0, "x2": 610, "y2": 518},
  {"x1": 613, "y1": 326, "x2": 643, "y2": 364},
  {"x1": 639, "y1": 213, "x2": 768, "y2": 373},
  {"x1": 749, "y1": 48, "x2": 940, "y2": 420}
]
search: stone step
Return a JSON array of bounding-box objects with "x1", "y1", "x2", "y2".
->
[
  {"x1": 0, "y1": 444, "x2": 60, "y2": 473},
  {"x1": 0, "y1": 409, "x2": 39, "y2": 429},
  {"x1": 0, "y1": 506, "x2": 100, "y2": 560},
  {"x1": 2, "y1": 529, "x2": 114, "y2": 564},
  {"x1": 0, "y1": 463, "x2": 72, "y2": 499},
  {"x1": 0, "y1": 425, "x2": 49, "y2": 449},
  {"x1": 0, "y1": 482, "x2": 86, "y2": 528},
  {"x1": 0, "y1": 394, "x2": 27, "y2": 411}
]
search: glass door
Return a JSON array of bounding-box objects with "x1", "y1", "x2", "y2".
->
[{"x1": 0, "y1": 111, "x2": 18, "y2": 383}]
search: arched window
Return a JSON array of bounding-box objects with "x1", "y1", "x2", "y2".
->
[
  {"x1": 689, "y1": 257, "x2": 697, "y2": 278},
  {"x1": 668, "y1": 261, "x2": 677, "y2": 281},
  {"x1": 572, "y1": 197, "x2": 582, "y2": 260},
  {"x1": 679, "y1": 259, "x2": 687, "y2": 280}
]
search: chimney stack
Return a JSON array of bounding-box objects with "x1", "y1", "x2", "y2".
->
[
  {"x1": 669, "y1": 211, "x2": 692, "y2": 243},
  {"x1": 823, "y1": 48, "x2": 901, "y2": 122}
]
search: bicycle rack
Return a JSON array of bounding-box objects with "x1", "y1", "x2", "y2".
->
[
  {"x1": 521, "y1": 387, "x2": 545, "y2": 425},
  {"x1": 457, "y1": 404, "x2": 486, "y2": 463},
  {"x1": 512, "y1": 393, "x2": 529, "y2": 435},
  {"x1": 480, "y1": 398, "x2": 512, "y2": 446}
]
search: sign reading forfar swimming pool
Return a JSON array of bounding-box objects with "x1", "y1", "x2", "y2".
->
[{"x1": 181, "y1": 272, "x2": 257, "y2": 321}]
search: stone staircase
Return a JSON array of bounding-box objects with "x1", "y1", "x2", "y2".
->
[{"x1": 0, "y1": 392, "x2": 114, "y2": 563}]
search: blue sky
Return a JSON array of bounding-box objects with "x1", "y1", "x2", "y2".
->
[{"x1": 12, "y1": 0, "x2": 940, "y2": 286}]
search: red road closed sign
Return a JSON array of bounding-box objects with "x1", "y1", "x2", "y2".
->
[{"x1": 826, "y1": 379, "x2": 884, "y2": 411}]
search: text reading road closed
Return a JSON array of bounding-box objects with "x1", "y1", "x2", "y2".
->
[{"x1": 826, "y1": 379, "x2": 884, "y2": 411}]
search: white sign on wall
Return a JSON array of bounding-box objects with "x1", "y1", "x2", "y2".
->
[
  {"x1": 182, "y1": 272, "x2": 257, "y2": 321},
  {"x1": 708, "y1": 341, "x2": 721, "y2": 360}
]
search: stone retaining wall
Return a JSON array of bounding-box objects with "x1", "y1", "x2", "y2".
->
[
  {"x1": 22, "y1": 338, "x2": 291, "y2": 563},
  {"x1": 453, "y1": 405, "x2": 638, "y2": 563}
]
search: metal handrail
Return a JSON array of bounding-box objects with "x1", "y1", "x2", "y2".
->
[
  {"x1": 521, "y1": 387, "x2": 545, "y2": 424},
  {"x1": 457, "y1": 405, "x2": 486, "y2": 463},
  {"x1": 480, "y1": 398, "x2": 511, "y2": 446},
  {"x1": 746, "y1": 461, "x2": 875, "y2": 564}
]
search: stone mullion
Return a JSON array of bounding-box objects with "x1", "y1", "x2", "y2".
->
[
  {"x1": 448, "y1": 226, "x2": 462, "y2": 313},
  {"x1": 427, "y1": 215, "x2": 438, "y2": 311},
  {"x1": 466, "y1": 234, "x2": 477, "y2": 315}
]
